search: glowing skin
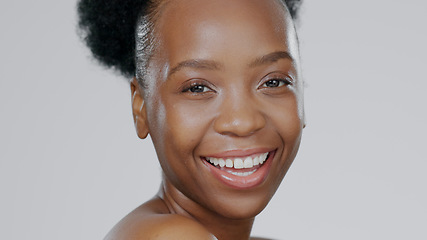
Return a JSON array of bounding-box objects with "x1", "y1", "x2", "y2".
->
[{"x1": 106, "y1": 0, "x2": 304, "y2": 239}]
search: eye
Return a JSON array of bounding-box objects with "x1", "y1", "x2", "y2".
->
[
  {"x1": 187, "y1": 84, "x2": 208, "y2": 93},
  {"x1": 181, "y1": 81, "x2": 214, "y2": 94},
  {"x1": 261, "y1": 78, "x2": 291, "y2": 88}
]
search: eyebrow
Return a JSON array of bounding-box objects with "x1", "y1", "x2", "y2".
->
[
  {"x1": 168, "y1": 59, "x2": 222, "y2": 77},
  {"x1": 248, "y1": 51, "x2": 293, "y2": 68},
  {"x1": 167, "y1": 51, "x2": 293, "y2": 77}
]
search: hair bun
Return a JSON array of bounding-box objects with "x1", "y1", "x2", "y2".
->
[{"x1": 77, "y1": 0, "x2": 148, "y2": 77}]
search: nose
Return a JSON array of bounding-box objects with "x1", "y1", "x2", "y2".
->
[{"x1": 213, "y1": 94, "x2": 266, "y2": 137}]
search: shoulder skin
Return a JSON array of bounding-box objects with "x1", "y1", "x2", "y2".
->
[{"x1": 104, "y1": 213, "x2": 217, "y2": 240}]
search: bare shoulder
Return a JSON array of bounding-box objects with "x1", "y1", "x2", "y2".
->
[
  {"x1": 104, "y1": 201, "x2": 216, "y2": 240},
  {"x1": 104, "y1": 214, "x2": 216, "y2": 240}
]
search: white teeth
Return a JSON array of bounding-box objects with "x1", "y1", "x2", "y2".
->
[
  {"x1": 219, "y1": 159, "x2": 226, "y2": 167},
  {"x1": 253, "y1": 156, "x2": 260, "y2": 166},
  {"x1": 206, "y1": 152, "x2": 270, "y2": 171},
  {"x1": 234, "y1": 158, "x2": 244, "y2": 169},
  {"x1": 262, "y1": 153, "x2": 268, "y2": 163},
  {"x1": 243, "y1": 157, "x2": 253, "y2": 168},
  {"x1": 225, "y1": 159, "x2": 233, "y2": 168},
  {"x1": 229, "y1": 169, "x2": 257, "y2": 176}
]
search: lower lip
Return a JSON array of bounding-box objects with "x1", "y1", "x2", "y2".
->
[{"x1": 202, "y1": 151, "x2": 275, "y2": 190}]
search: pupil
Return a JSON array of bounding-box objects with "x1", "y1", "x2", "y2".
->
[
  {"x1": 266, "y1": 80, "x2": 279, "y2": 87},
  {"x1": 190, "y1": 85, "x2": 204, "y2": 93}
]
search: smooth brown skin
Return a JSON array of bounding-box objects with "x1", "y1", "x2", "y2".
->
[{"x1": 105, "y1": 0, "x2": 304, "y2": 239}]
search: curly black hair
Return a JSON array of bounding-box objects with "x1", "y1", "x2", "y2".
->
[{"x1": 77, "y1": 0, "x2": 302, "y2": 80}]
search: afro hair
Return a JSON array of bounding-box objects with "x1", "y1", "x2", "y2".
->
[{"x1": 77, "y1": 0, "x2": 302, "y2": 78}]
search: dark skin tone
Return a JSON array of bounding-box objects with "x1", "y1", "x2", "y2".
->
[{"x1": 105, "y1": 0, "x2": 304, "y2": 239}]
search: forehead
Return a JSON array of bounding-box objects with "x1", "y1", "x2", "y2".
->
[
  {"x1": 161, "y1": 0, "x2": 288, "y2": 25},
  {"x1": 154, "y1": 0, "x2": 295, "y2": 63}
]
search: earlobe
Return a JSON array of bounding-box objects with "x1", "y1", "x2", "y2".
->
[{"x1": 131, "y1": 78, "x2": 149, "y2": 139}]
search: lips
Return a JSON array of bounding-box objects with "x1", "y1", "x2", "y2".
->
[{"x1": 201, "y1": 150, "x2": 275, "y2": 189}]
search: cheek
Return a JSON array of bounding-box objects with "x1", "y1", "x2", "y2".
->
[
  {"x1": 146, "y1": 96, "x2": 216, "y2": 195},
  {"x1": 266, "y1": 96, "x2": 302, "y2": 185},
  {"x1": 165, "y1": 101, "x2": 213, "y2": 150},
  {"x1": 145, "y1": 92, "x2": 214, "y2": 170},
  {"x1": 267, "y1": 95, "x2": 303, "y2": 145}
]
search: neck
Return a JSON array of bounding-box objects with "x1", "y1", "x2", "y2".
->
[{"x1": 158, "y1": 179, "x2": 256, "y2": 240}]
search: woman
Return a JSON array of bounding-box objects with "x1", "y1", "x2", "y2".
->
[{"x1": 78, "y1": 0, "x2": 304, "y2": 239}]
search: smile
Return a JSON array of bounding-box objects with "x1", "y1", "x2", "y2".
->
[
  {"x1": 205, "y1": 152, "x2": 269, "y2": 176},
  {"x1": 202, "y1": 150, "x2": 275, "y2": 189}
]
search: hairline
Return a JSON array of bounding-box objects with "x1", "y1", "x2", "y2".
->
[{"x1": 135, "y1": 0, "x2": 293, "y2": 89}]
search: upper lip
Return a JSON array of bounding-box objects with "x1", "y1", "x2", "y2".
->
[{"x1": 202, "y1": 148, "x2": 275, "y2": 159}]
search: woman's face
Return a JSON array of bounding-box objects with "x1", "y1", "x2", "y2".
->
[{"x1": 136, "y1": 0, "x2": 303, "y2": 219}]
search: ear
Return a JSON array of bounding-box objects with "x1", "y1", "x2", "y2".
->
[{"x1": 131, "y1": 78, "x2": 149, "y2": 139}]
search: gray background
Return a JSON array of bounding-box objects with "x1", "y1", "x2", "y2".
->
[{"x1": 1, "y1": 0, "x2": 426, "y2": 239}]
